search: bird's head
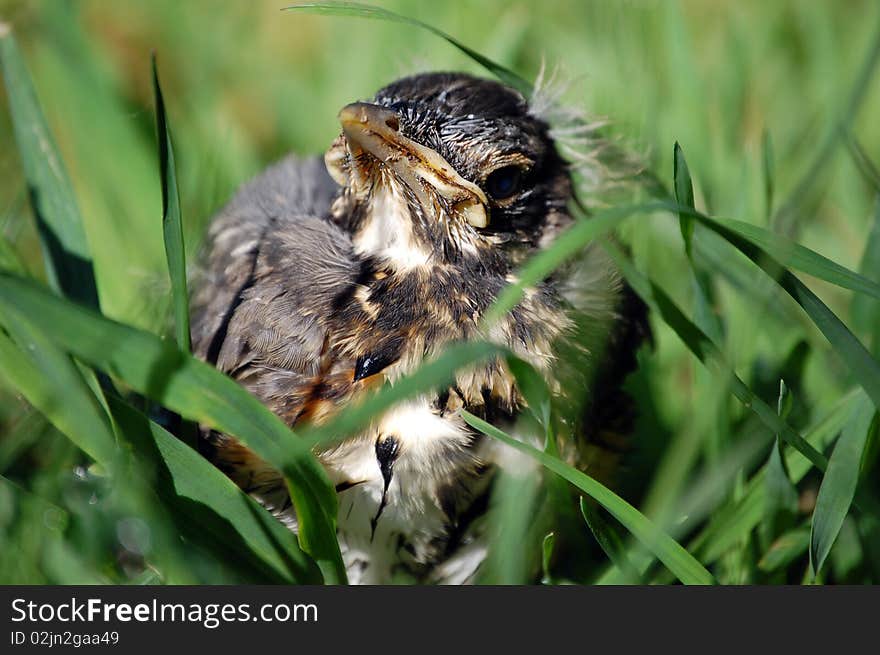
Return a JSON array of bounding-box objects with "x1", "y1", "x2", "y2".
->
[{"x1": 325, "y1": 72, "x2": 573, "y2": 274}]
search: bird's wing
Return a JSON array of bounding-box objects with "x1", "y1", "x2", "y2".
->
[
  {"x1": 190, "y1": 155, "x2": 360, "y2": 501},
  {"x1": 191, "y1": 154, "x2": 340, "y2": 363}
]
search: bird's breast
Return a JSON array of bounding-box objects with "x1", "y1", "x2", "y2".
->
[{"x1": 317, "y1": 397, "x2": 487, "y2": 582}]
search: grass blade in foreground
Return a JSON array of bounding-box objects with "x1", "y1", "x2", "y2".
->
[
  {"x1": 762, "y1": 382, "x2": 799, "y2": 546},
  {"x1": 661, "y1": 200, "x2": 880, "y2": 426},
  {"x1": 151, "y1": 54, "x2": 190, "y2": 352},
  {"x1": 480, "y1": 469, "x2": 542, "y2": 584},
  {"x1": 598, "y1": 392, "x2": 855, "y2": 584},
  {"x1": 0, "y1": 24, "x2": 99, "y2": 308},
  {"x1": 0, "y1": 272, "x2": 345, "y2": 583},
  {"x1": 759, "y1": 527, "x2": 810, "y2": 573},
  {"x1": 673, "y1": 144, "x2": 723, "y2": 341},
  {"x1": 580, "y1": 498, "x2": 641, "y2": 583},
  {"x1": 0, "y1": 326, "x2": 318, "y2": 582},
  {"x1": 107, "y1": 396, "x2": 322, "y2": 583},
  {"x1": 0, "y1": 328, "x2": 196, "y2": 583},
  {"x1": 460, "y1": 410, "x2": 715, "y2": 585},
  {"x1": 699, "y1": 213, "x2": 880, "y2": 301},
  {"x1": 603, "y1": 241, "x2": 828, "y2": 472},
  {"x1": 285, "y1": 2, "x2": 532, "y2": 97},
  {"x1": 0, "y1": 327, "x2": 117, "y2": 468},
  {"x1": 673, "y1": 142, "x2": 695, "y2": 258},
  {"x1": 655, "y1": 201, "x2": 880, "y2": 301},
  {"x1": 713, "y1": 222, "x2": 880, "y2": 410},
  {"x1": 851, "y1": 199, "x2": 880, "y2": 355},
  {"x1": 696, "y1": 393, "x2": 856, "y2": 566},
  {"x1": 762, "y1": 130, "x2": 775, "y2": 220},
  {"x1": 0, "y1": 234, "x2": 27, "y2": 275},
  {"x1": 810, "y1": 392, "x2": 877, "y2": 577},
  {"x1": 541, "y1": 533, "x2": 555, "y2": 584}
]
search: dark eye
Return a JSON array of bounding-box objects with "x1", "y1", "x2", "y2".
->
[{"x1": 485, "y1": 166, "x2": 523, "y2": 200}]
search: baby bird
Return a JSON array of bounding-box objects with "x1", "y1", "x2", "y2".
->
[{"x1": 190, "y1": 72, "x2": 648, "y2": 583}]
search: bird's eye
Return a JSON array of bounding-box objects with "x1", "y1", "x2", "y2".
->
[{"x1": 485, "y1": 166, "x2": 523, "y2": 200}]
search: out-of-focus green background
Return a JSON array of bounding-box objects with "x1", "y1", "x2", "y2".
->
[{"x1": 1, "y1": 1, "x2": 879, "y2": 584}]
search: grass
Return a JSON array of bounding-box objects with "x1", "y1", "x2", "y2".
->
[{"x1": 1, "y1": 0, "x2": 880, "y2": 584}]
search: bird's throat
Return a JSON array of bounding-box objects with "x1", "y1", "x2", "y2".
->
[{"x1": 351, "y1": 182, "x2": 434, "y2": 271}]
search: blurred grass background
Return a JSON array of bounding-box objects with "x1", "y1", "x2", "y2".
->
[{"x1": 1, "y1": 0, "x2": 879, "y2": 583}]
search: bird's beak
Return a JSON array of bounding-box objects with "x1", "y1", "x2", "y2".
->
[{"x1": 325, "y1": 102, "x2": 489, "y2": 229}]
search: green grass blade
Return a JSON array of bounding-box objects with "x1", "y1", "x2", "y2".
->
[
  {"x1": 763, "y1": 436, "x2": 799, "y2": 532},
  {"x1": 777, "y1": 267, "x2": 880, "y2": 410},
  {"x1": 285, "y1": 2, "x2": 533, "y2": 97},
  {"x1": 673, "y1": 144, "x2": 723, "y2": 342},
  {"x1": 758, "y1": 526, "x2": 810, "y2": 573},
  {"x1": 0, "y1": 322, "x2": 319, "y2": 583},
  {"x1": 851, "y1": 198, "x2": 880, "y2": 355},
  {"x1": 845, "y1": 133, "x2": 880, "y2": 192},
  {"x1": 660, "y1": 202, "x2": 880, "y2": 411},
  {"x1": 541, "y1": 532, "x2": 555, "y2": 584},
  {"x1": 480, "y1": 469, "x2": 542, "y2": 584},
  {"x1": 762, "y1": 129, "x2": 775, "y2": 221},
  {"x1": 461, "y1": 410, "x2": 715, "y2": 585},
  {"x1": 0, "y1": 233, "x2": 27, "y2": 276},
  {"x1": 29, "y1": 9, "x2": 165, "y2": 329},
  {"x1": 0, "y1": 327, "x2": 117, "y2": 467},
  {"x1": 697, "y1": 392, "x2": 857, "y2": 565},
  {"x1": 151, "y1": 54, "x2": 190, "y2": 352},
  {"x1": 696, "y1": 211, "x2": 880, "y2": 301},
  {"x1": 106, "y1": 395, "x2": 322, "y2": 583},
  {"x1": 505, "y1": 354, "x2": 552, "y2": 430},
  {"x1": 580, "y1": 498, "x2": 641, "y2": 583},
  {"x1": 0, "y1": 272, "x2": 345, "y2": 583},
  {"x1": 646, "y1": 201, "x2": 880, "y2": 301},
  {"x1": 810, "y1": 391, "x2": 877, "y2": 577},
  {"x1": 600, "y1": 394, "x2": 855, "y2": 585},
  {"x1": 603, "y1": 240, "x2": 829, "y2": 472},
  {"x1": 0, "y1": 25, "x2": 98, "y2": 308},
  {"x1": 673, "y1": 142, "x2": 695, "y2": 259},
  {"x1": 761, "y1": 381, "x2": 799, "y2": 546}
]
